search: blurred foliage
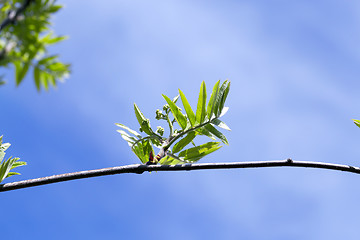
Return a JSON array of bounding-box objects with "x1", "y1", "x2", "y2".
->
[
  {"x1": 0, "y1": 136, "x2": 26, "y2": 183},
  {"x1": 0, "y1": 0, "x2": 70, "y2": 91},
  {"x1": 116, "y1": 80, "x2": 231, "y2": 165}
]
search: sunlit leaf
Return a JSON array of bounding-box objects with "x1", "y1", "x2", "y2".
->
[
  {"x1": 218, "y1": 81, "x2": 230, "y2": 115},
  {"x1": 172, "y1": 94, "x2": 180, "y2": 103},
  {"x1": 204, "y1": 124, "x2": 229, "y2": 145},
  {"x1": 134, "y1": 103, "x2": 153, "y2": 135},
  {"x1": 162, "y1": 94, "x2": 187, "y2": 130},
  {"x1": 353, "y1": 119, "x2": 360, "y2": 128},
  {"x1": 207, "y1": 80, "x2": 220, "y2": 119},
  {"x1": 214, "y1": 80, "x2": 229, "y2": 117},
  {"x1": 212, "y1": 119, "x2": 231, "y2": 131},
  {"x1": 179, "y1": 89, "x2": 196, "y2": 126},
  {"x1": 196, "y1": 127, "x2": 216, "y2": 140},
  {"x1": 172, "y1": 131, "x2": 196, "y2": 153},
  {"x1": 219, "y1": 106, "x2": 229, "y2": 117},
  {"x1": 178, "y1": 142, "x2": 222, "y2": 162},
  {"x1": 195, "y1": 81, "x2": 207, "y2": 124},
  {"x1": 115, "y1": 123, "x2": 142, "y2": 138}
]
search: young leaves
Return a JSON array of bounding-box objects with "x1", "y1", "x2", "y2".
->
[
  {"x1": 179, "y1": 89, "x2": 196, "y2": 127},
  {"x1": 207, "y1": 80, "x2": 220, "y2": 119},
  {"x1": 134, "y1": 103, "x2": 153, "y2": 135},
  {"x1": 117, "y1": 80, "x2": 231, "y2": 165},
  {"x1": 196, "y1": 81, "x2": 207, "y2": 124},
  {"x1": 162, "y1": 94, "x2": 187, "y2": 130},
  {"x1": 0, "y1": 136, "x2": 26, "y2": 183}
]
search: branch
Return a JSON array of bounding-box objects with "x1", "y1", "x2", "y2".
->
[
  {"x1": 0, "y1": 0, "x2": 34, "y2": 32},
  {"x1": 1, "y1": 159, "x2": 360, "y2": 192}
]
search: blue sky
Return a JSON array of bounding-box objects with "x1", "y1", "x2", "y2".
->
[{"x1": 2, "y1": 0, "x2": 360, "y2": 239}]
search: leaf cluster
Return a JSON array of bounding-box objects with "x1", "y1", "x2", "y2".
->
[
  {"x1": 116, "y1": 80, "x2": 231, "y2": 165},
  {"x1": 0, "y1": 136, "x2": 26, "y2": 183},
  {"x1": 0, "y1": 0, "x2": 70, "y2": 91}
]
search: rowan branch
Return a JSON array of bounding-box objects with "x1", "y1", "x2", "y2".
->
[{"x1": 1, "y1": 158, "x2": 360, "y2": 192}]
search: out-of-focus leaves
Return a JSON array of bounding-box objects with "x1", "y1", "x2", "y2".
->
[
  {"x1": 33, "y1": 66, "x2": 40, "y2": 90},
  {"x1": 0, "y1": 0, "x2": 70, "y2": 91}
]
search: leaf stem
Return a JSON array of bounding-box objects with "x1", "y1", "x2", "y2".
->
[{"x1": 166, "y1": 114, "x2": 174, "y2": 137}]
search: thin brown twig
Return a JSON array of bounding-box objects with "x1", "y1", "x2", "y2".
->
[{"x1": 1, "y1": 159, "x2": 360, "y2": 192}]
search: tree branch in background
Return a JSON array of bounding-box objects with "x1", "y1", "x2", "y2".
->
[
  {"x1": 0, "y1": 0, "x2": 33, "y2": 32},
  {"x1": 1, "y1": 159, "x2": 360, "y2": 192}
]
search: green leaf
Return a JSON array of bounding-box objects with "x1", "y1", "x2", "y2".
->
[
  {"x1": 115, "y1": 123, "x2": 142, "y2": 138},
  {"x1": 214, "y1": 80, "x2": 229, "y2": 117},
  {"x1": 45, "y1": 35, "x2": 68, "y2": 45},
  {"x1": 172, "y1": 94, "x2": 180, "y2": 103},
  {"x1": 195, "y1": 81, "x2": 207, "y2": 124},
  {"x1": 207, "y1": 80, "x2": 220, "y2": 119},
  {"x1": 131, "y1": 138, "x2": 153, "y2": 164},
  {"x1": 34, "y1": 66, "x2": 41, "y2": 91},
  {"x1": 218, "y1": 81, "x2": 230, "y2": 115},
  {"x1": 6, "y1": 172, "x2": 21, "y2": 177},
  {"x1": 10, "y1": 160, "x2": 26, "y2": 170},
  {"x1": 17, "y1": 62, "x2": 30, "y2": 86},
  {"x1": 204, "y1": 124, "x2": 229, "y2": 145},
  {"x1": 132, "y1": 141, "x2": 148, "y2": 164},
  {"x1": 178, "y1": 142, "x2": 222, "y2": 162},
  {"x1": 38, "y1": 55, "x2": 58, "y2": 65},
  {"x1": 172, "y1": 131, "x2": 196, "y2": 153},
  {"x1": 40, "y1": 71, "x2": 49, "y2": 91},
  {"x1": 162, "y1": 94, "x2": 187, "y2": 130},
  {"x1": 117, "y1": 130, "x2": 137, "y2": 146},
  {"x1": 47, "y1": 5, "x2": 62, "y2": 13},
  {"x1": 196, "y1": 128, "x2": 216, "y2": 140},
  {"x1": 158, "y1": 156, "x2": 183, "y2": 165},
  {"x1": 134, "y1": 103, "x2": 153, "y2": 135},
  {"x1": 219, "y1": 106, "x2": 229, "y2": 117},
  {"x1": 179, "y1": 89, "x2": 196, "y2": 126},
  {"x1": 212, "y1": 119, "x2": 231, "y2": 131},
  {"x1": 0, "y1": 137, "x2": 26, "y2": 183},
  {"x1": 353, "y1": 119, "x2": 360, "y2": 128}
]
